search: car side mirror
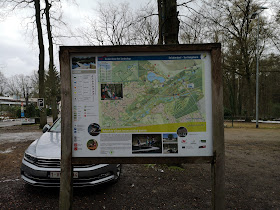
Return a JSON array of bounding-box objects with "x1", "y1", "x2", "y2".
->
[{"x1": 42, "y1": 124, "x2": 51, "y2": 133}]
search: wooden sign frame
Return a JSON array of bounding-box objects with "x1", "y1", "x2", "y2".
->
[{"x1": 59, "y1": 44, "x2": 224, "y2": 209}]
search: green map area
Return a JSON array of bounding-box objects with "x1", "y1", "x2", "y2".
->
[{"x1": 99, "y1": 59, "x2": 205, "y2": 129}]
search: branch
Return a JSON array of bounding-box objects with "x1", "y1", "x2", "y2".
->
[{"x1": 177, "y1": 0, "x2": 195, "y2": 7}]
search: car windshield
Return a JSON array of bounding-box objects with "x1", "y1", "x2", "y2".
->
[{"x1": 49, "y1": 118, "x2": 61, "y2": 132}]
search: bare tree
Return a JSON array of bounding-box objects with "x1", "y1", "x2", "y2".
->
[
  {"x1": 0, "y1": 71, "x2": 7, "y2": 96},
  {"x1": 34, "y1": 0, "x2": 47, "y2": 127},
  {"x1": 6, "y1": 74, "x2": 33, "y2": 100},
  {"x1": 0, "y1": 0, "x2": 73, "y2": 125},
  {"x1": 0, "y1": 0, "x2": 47, "y2": 126},
  {"x1": 194, "y1": 0, "x2": 268, "y2": 119},
  {"x1": 80, "y1": 2, "x2": 136, "y2": 45},
  {"x1": 133, "y1": 2, "x2": 159, "y2": 45},
  {"x1": 6, "y1": 75, "x2": 21, "y2": 97},
  {"x1": 30, "y1": 70, "x2": 39, "y2": 97},
  {"x1": 80, "y1": 1, "x2": 160, "y2": 46},
  {"x1": 179, "y1": 11, "x2": 209, "y2": 44},
  {"x1": 45, "y1": 0, "x2": 58, "y2": 122}
]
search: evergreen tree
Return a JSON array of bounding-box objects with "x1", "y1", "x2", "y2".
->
[{"x1": 45, "y1": 66, "x2": 60, "y2": 122}]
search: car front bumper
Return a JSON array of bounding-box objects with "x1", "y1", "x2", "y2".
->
[{"x1": 21, "y1": 159, "x2": 119, "y2": 187}]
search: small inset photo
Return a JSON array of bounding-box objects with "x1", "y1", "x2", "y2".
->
[
  {"x1": 163, "y1": 133, "x2": 178, "y2": 143},
  {"x1": 177, "y1": 127, "x2": 188, "y2": 137},
  {"x1": 88, "y1": 123, "x2": 101, "y2": 136},
  {"x1": 87, "y1": 139, "x2": 98, "y2": 150},
  {"x1": 132, "y1": 134, "x2": 162, "y2": 154},
  {"x1": 101, "y1": 84, "x2": 123, "y2": 100},
  {"x1": 72, "y1": 56, "x2": 96, "y2": 69},
  {"x1": 163, "y1": 144, "x2": 178, "y2": 154}
]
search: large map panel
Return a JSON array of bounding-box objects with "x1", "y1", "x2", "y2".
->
[
  {"x1": 71, "y1": 53, "x2": 212, "y2": 157},
  {"x1": 98, "y1": 55, "x2": 206, "y2": 133}
]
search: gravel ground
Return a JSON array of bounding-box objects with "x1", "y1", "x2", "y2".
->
[{"x1": 0, "y1": 123, "x2": 279, "y2": 209}]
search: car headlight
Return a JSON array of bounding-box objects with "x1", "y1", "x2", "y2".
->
[
  {"x1": 24, "y1": 152, "x2": 37, "y2": 163},
  {"x1": 24, "y1": 139, "x2": 38, "y2": 163}
]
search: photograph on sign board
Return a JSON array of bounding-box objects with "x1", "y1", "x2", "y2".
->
[
  {"x1": 88, "y1": 123, "x2": 101, "y2": 136},
  {"x1": 101, "y1": 83, "x2": 123, "y2": 100},
  {"x1": 162, "y1": 133, "x2": 178, "y2": 143},
  {"x1": 87, "y1": 139, "x2": 98, "y2": 150},
  {"x1": 163, "y1": 143, "x2": 178, "y2": 154},
  {"x1": 163, "y1": 133, "x2": 178, "y2": 154},
  {"x1": 177, "y1": 127, "x2": 188, "y2": 137},
  {"x1": 132, "y1": 134, "x2": 162, "y2": 154},
  {"x1": 72, "y1": 56, "x2": 96, "y2": 69}
]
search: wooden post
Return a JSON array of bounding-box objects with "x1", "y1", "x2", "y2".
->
[
  {"x1": 211, "y1": 46, "x2": 225, "y2": 209},
  {"x1": 59, "y1": 48, "x2": 73, "y2": 210}
]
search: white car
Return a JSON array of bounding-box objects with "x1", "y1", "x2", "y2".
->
[{"x1": 21, "y1": 118, "x2": 121, "y2": 187}]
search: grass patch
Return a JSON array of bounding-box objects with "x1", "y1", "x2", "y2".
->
[
  {"x1": 145, "y1": 164, "x2": 156, "y2": 168},
  {"x1": 166, "y1": 165, "x2": 185, "y2": 171}
]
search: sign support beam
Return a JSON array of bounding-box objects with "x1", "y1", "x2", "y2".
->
[
  {"x1": 59, "y1": 49, "x2": 73, "y2": 210},
  {"x1": 210, "y1": 47, "x2": 225, "y2": 210}
]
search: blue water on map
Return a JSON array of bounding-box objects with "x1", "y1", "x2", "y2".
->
[{"x1": 147, "y1": 72, "x2": 165, "y2": 83}]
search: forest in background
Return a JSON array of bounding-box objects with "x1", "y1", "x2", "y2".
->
[{"x1": 0, "y1": 0, "x2": 279, "y2": 120}]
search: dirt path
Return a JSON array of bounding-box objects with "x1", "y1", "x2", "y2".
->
[{"x1": 0, "y1": 124, "x2": 279, "y2": 209}]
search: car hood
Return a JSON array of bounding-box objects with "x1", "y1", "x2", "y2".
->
[{"x1": 35, "y1": 132, "x2": 61, "y2": 159}]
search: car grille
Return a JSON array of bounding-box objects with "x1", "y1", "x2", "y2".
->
[
  {"x1": 26, "y1": 156, "x2": 95, "y2": 168},
  {"x1": 34, "y1": 158, "x2": 61, "y2": 168}
]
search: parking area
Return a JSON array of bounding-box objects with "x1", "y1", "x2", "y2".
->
[{"x1": 0, "y1": 123, "x2": 279, "y2": 209}]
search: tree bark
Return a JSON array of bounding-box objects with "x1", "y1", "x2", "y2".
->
[
  {"x1": 34, "y1": 0, "x2": 47, "y2": 128},
  {"x1": 157, "y1": 0, "x2": 163, "y2": 44},
  {"x1": 157, "y1": 0, "x2": 179, "y2": 44},
  {"x1": 163, "y1": 0, "x2": 179, "y2": 44},
  {"x1": 45, "y1": 0, "x2": 58, "y2": 122}
]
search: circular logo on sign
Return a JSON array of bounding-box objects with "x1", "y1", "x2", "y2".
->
[
  {"x1": 88, "y1": 123, "x2": 101, "y2": 136},
  {"x1": 177, "y1": 127, "x2": 188, "y2": 137},
  {"x1": 87, "y1": 139, "x2": 98, "y2": 150}
]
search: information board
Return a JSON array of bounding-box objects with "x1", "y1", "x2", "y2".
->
[{"x1": 71, "y1": 52, "x2": 212, "y2": 157}]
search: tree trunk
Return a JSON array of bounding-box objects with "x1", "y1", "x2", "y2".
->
[
  {"x1": 157, "y1": 0, "x2": 163, "y2": 44},
  {"x1": 157, "y1": 0, "x2": 179, "y2": 44},
  {"x1": 163, "y1": 0, "x2": 179, "y2": 44},
  {"x1": 34, "y1": 0, "x2": 47, "y2": 128},
  {"x1": 45, "y1": 0, "x2": 58, "y2": 122}
]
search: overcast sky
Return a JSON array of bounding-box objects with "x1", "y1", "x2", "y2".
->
[
  {"x1": 0, "y1": 0, "x2": 274, "y2": 78},
  {"x1": 0, "y1": 0, "x2": 152, "y2": 78}
]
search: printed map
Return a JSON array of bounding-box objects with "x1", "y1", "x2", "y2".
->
[{"x1": 98, "y1": 56, "x2": 205, "y2": 131}]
